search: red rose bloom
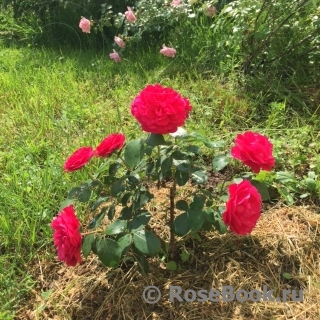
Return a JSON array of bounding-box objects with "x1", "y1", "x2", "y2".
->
[
  {"x1": 222, "y1": 180, "x2": 261, "y2": 235},
  {"x1": 131, "y1": 84, "x2": 192, "y2": 134},
  {"x1": 95, "y1": 133, "x2": 125, "y2": 157},
  {"x1": 231, "y1": 131, "x2": 275, "y2": 173},
  {"x1": 51, "y1": 205, "x2": 82, "y2": 266},
  {"x1": 63, "y1": 146, "x2": 94, "y2": 172}
]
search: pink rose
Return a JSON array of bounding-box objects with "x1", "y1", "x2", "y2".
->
[
  {"x1": 131, "y1": 84, "x2": 192, "y2": 134},
  {"x1": 79, "y1": 17, "x2": 91, "y2": 33},
  {"x1": 114, "y1": 36, "x2": 125, "y2": 48},
  {"x1": 171, "y1": 0, "x2": 181, "y2": 6},
  {"x1": 205, "y1": 5, "x2": 217, "y2": 17},
  {"x1": 231, "y1": 131, "x2": 275, "y2": 173},
  {"x1": 222, "y1": 180, "x2": 262, "y2": 235},
  {"x1": 95, "y1": 133, "x2": 125, "y2": 157},
  {"x1": 63, "y1": 146, "x2": 94, "y2": 172},
  {"x1": 125, "y1": 7, "x2": 136, "y2": 23},
  {"x1": 160, "y1": 44, "x2": 176, "y2": 58},
  {"x1": 109, "y1": 49, "x2": 121, "y2": 63},
  {"x1": 51, "y1": 205, "x2": 82, "y2": 266}
]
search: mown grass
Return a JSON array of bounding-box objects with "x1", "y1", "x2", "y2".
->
[{"x1": 0, "y1": 44, "x2": 320, "y2": 318}]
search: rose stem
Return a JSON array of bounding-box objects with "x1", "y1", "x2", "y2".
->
[{"x1": 169, "y1": 176, "x2": 177, "y2": 260}]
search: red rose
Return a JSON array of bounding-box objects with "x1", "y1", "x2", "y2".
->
[
  {"x1": 222, "y1": 180, "x2": 261, "y2": 235},
  {"x1": 231, "y1": 131, "x2": 275, "y2": 173},
  {"x1": 95, "y1": 133, "x2": 125, "y2": 157},
  {"x1": 131, "y1": 84, "x2": 192, "y2": 134},
  {"x1": 63, "y1": 146, "x2": 94, "y2": 172},
  {"x1": 51, "y1": 205, "x2": 82, "y2": 266}
]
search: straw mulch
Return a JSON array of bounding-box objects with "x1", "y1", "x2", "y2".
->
[{"x1": 16, "y1": 199, "x2": 320, "y2": 320}]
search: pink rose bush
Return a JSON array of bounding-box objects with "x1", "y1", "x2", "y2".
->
[
  {"x1": 222, "y1": 180, "x2": 262, "y2": 235},
  {"x1": 131, "y1": 84, "x2": 192, "y2": 134},
  {"x1": 109, "y1": 49, "x2": 121, "y2": 63},
  {"x1": 79, "y1": 17, "x2": 91, "y2": 33},
  {"x1": 125, "y1": 7, "x2": 136, "y2": 23},
  {"x1": 231, "y1": 131, "x2": 275, "y2": 173},
  {"x1": 63, "y1": 147, "x2": 94, "y2": 172},
  {"x1": 51, "y1": 205, "x2": 82, "y2": 266},
  {"x1": 160, "y1": 44, "x2": 176, "y2": 58}
]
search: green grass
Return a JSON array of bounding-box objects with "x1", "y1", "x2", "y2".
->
[{"x1": 0, "y1": 44, "x2": 319, "y2": 318}]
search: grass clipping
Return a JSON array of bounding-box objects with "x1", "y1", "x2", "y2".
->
[{"x1": 18, "y1": 203, "x2": 320, "y2": 320}]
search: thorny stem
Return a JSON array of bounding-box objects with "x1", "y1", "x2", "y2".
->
[
  {"x1": 81, "y1": 230, "x2": 103, "y2": 236},
  {"x1": 119, "y1": 156, "x2": 131, "y2": 172},
  {"x1": 169, "y1": 176, "x2": 177, "y2": 260}
]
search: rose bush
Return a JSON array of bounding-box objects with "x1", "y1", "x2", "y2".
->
[
  {"x1": 51, "y1": 205, "x2": 82, "y2": 266},
  {"x1": 53, "y1": 84, "x2": 276, "y2": 273},
  {"x1": 131, "y1": 84, "x2": 192, "y2": 134}
]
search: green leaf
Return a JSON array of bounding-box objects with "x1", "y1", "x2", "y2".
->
[
  {"x1": 108, "y1": 204, "x2": 116, "y2": 220},
  {"x1": 191, "y1": 170, "x2": 208, "y2": 184},
  {"x1": 161, "y1": 156, "x2": 173, "y2": 176},
  {"x1": 186, "y1": 145, "x2": 201, "y2": 155},
  {"x1": 282, "y1": 272, "x2": 293, "y2": 280},
  {"x1": 180, "y1": 251, "x2": 191, "y2": 262},
  {"x1": 213, "y1": 219, "x2": 228, "y2": 234},
  {"x1": 132, "y1": 247, "x2": 149, "y2": 275},
  {"x1": 250, "y1": 180, "x2": 270, "y2": 201},
  {"x1": 133, "y1": 230, "x2": 161, "y2": 256},
  {"x1": 212, "y1": 154, "x2": 229, "y2": 171},
  {"x1": 91, "y1": 197, "x2": 109, "y2": 211},
  {"x1": 306, "y1": 178, "x2": 316, "y2": 192},
  {"x1": 124, "y1": 139, "x2": 144, "y2": 169},
  {"x1": 128, "y1": 212, "x2": 151, "y2": 232},
  {"x1": 67, "y1": 187, "x2": 81, "y2": 199},
  {"x1": 105, "y1": 219, "x2": 127, "y2": 235},
  {"x1": 59, "y1": 199, "x2": 73, "y2": 211},
  {"x1": 117, "y1": 233, "x2": 132, "y2": 256},
  {"x1": 88, "y1": 207, "x2": 107, "y2": 229},
  {"x1": 127, "y1": 173, "x2": 140, "y2": 185},
  {"x1": 78, "y1": 188, "x2": 92, "y2": 202},
  {"x1": 121, "y1": 193, "x2": 132, "y2": 206},
  {"x1": 173, "y1": 212, "x2": 190, "y2": 236},
  {"x1": 277, "y1": 187, "x2": 294, "y2": 205},
  {"x1": 166, "y1": 261, "x2": 177, "y2": 271},
  {"x1": 188, "y1": 209, "x2": 205, "y2": 232},
  {"x1": 176, "y1": 200, "x2": 189, "y2": 211},
  {"x1": 110, "y1": 177, "x2": 126, "y2": 197},
  {"x1": 175, "y1": 169, "x2": 189, "y2": 186},
  {"x1": 145, "y1": 134, "x2": 166, "y2": 146},
  {"x1": 96, "y1": 238, "x2": 122, "y2": 268},
  {"x1": 120, "y1": 206, "x2": 133, "y2": 220},
  {"x1": 276, "y1": 171, "x2": 296, "y2": 183},
  {"x1": 109, "y1": 163, "x2": 121, "y2": 177},
  {"x1": 82, "y1": 234, "x2": 95, "y2": 258}
]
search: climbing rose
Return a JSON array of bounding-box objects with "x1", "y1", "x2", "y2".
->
[
  {"x1": 125, "y1": 7, "x2": 136, "y2": 23},
  {"x1": 95, "y1": 133, "x2": 125, "y2": 157},
  {"x1": 79, "y1": 17, "x2": 91, "y2": 33},
  {"x1": 231, "y1": 131, "x2": 275, "y2": 173},
  {"x1": 160, "y1": 44, "x2": 176, "y2": 58},
  {"x1": 222, "y1": 180, "x2": 262, "y2": 235},
  {"x1": 51, "y1": 205, "x2": 82, "y2": 266},
  {"x1": 109, "y1": 49, "x2": 121, "y2": 63},
  {"x1": 63, "y1": 146, "x2": 94, "y2": 172},
  {"x1": 131, "y1": 84, "x2": 192, "y2": 134},
  {"x1": 114, "y1": 36, "x2": 125, "y2": 48}
]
